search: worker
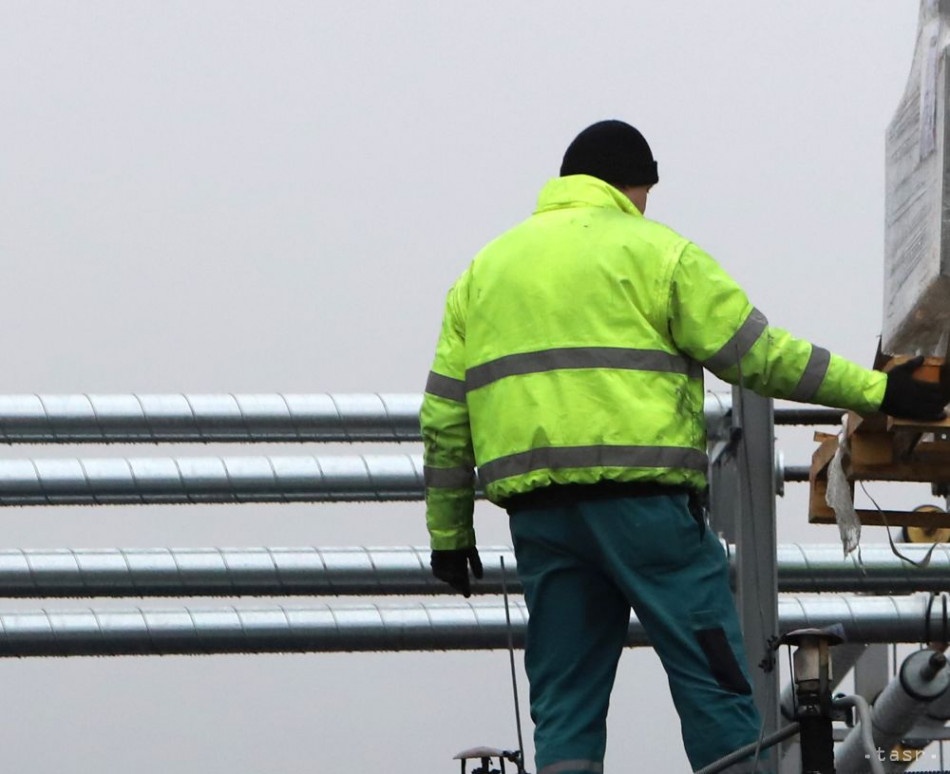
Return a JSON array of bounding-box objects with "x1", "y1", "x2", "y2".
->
[{"x1": 420, "y1": 119, "x2": 948, "y2": 774}]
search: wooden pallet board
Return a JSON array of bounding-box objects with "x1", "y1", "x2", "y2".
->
[{"x1": 808, "y1": 354, "x2": 950, "y2": 527}]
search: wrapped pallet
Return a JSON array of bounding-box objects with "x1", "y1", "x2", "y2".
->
[{"x1": 884, "y1": 0, "x2": 950, "y2": 354}]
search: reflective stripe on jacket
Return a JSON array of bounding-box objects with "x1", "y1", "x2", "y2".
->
[{"x1": 421, "y1": 175, "x2": 887, "y2": 550}]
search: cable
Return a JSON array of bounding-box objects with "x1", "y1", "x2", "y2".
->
[
  {"x1": 926, "y1": 592, "x2": 936, "y2": 644},
  {"x1": 693, "y1": 723, "x2": 800, "y2": 774},
  {"x1": 944, "y1": 593, "x2": 948, "y2": 644},
  {"x1": 749, "y1": 717, "x2": 767, "y2": 773},
  {"x1": 858, "y1": 481, "x2": 939, "y2": 568},
  {"x1": 500, "y1": 557, "x2": 526, "y2": 774}
]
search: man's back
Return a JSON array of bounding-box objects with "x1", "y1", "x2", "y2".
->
[
  {"x1": 464, "y1": 175, "x2": 687, "y2": 368},
  {"x1": 452, "y1": 175, "x2": 710, "y2": 504}
]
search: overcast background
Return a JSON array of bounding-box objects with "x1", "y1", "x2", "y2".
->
[{"x1": 0, "y1": 2, "x2": 937, "y2": 772}]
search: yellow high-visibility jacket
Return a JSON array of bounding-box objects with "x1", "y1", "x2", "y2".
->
[{"x1": 421, "y1": 175, "x2": 885, "y2": 550}]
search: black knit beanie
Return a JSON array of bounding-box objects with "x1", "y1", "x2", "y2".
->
[{"x1": 560, "y1": 120, "x2": 659, "y2": 188}]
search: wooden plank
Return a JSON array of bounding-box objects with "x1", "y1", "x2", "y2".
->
[
  {"x1": 847, "y1": 409, "x2": 885, "y2": 436},
  {"x1": 849, "y1": 459, "x2": 950, "y2": 482},
  {"x1": 810, "y1": 434, "x2": 840, "y2": 480},
  {"x1": 850, "y1": 433, "x2": 895, "y2": 467},
  {"x1": 880, "y1": 355, "x2": 944, "y2": 381},
  {"x1": 809, "y1": 509, "x2": 950, "y2": 528},
  {"x1": 888, "y1": 415, "x2": 950, "y2": 432},
  {"x1": 913, "y1": 438, "x2": 950, "y2": 460},
  {"x1": 806, "y1": 347, "x2": 950, "y2": 527},
  {"x1": 892, "y1": 429, "x2": 925, "y2": 462},
  {"x1": 808, "y1": 474, "x2": 841, "y2": 523}
]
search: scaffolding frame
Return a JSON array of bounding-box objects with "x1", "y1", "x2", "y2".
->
[{"x1": 0, "y1": 391, "x2": 939, "y2": 772}]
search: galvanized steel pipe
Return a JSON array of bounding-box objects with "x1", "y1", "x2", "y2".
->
[
  {"x1": 0, "y1": 600, "x2": 529, "y2": 656},
  {"x1": 0, "y1": 450, "x2": 825, "y2": 506},
  {"x1": 1, "y1": 545, "x2": 950, "y2": 598},
  {"x1": 0, "y1": 546, "x2": 511, "y2": 597},
  {"x1": 0, "y1": 393, "x2": 741, "y2": 444},
  {"x1": 0, "y1": 454, "x2": 428, "y2": 505},
  {"x1": 0, "y1": 393, "x2": 834, "y2": 444},
  {"x1": 0, "y1": 595, "x2": 944, "y2": 657},
  {"x1": 772, "y1": 544, "x2": 950, "y2": 595},
  {"x1": 0, "y1": 394, "x2": 424, "y2": 444},
  {"x1": 777, "y1": 596, "x2": 950, "y2": 645}
]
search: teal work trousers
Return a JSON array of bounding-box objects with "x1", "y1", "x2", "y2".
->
[{"x1": 509, "y1": 493, "x2": 762, "y2": 774}]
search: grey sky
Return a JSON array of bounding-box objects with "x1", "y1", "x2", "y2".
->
[{"x1": 0, "y1": 3, "x2": 926, "y2": 772}]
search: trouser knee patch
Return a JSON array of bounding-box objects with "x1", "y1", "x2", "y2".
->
[{"x1": 694, "y1": 626, "x2": 752, "y2": 695}]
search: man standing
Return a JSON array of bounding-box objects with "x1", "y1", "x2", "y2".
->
[{"x1": 420, "y1": 120, "x2": 946, "y2": 773}]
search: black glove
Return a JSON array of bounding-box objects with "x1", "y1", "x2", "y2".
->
[
  {"x1": 430, "y1": 547, "x2": 483, "y2": 597},
  {"x1": 880, "y1": 356, "x2": 949, "y2": 420}
]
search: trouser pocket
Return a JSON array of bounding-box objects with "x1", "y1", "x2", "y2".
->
[{"x1": 692, "y1": 611, "x2": 752, "y2": 695}]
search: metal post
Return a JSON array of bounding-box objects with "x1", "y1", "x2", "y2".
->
[{"x1": 732, "y1": 386, "x2": 779, "y2": 772}]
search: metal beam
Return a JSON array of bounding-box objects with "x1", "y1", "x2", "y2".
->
[
  {"x1": 0, "y1": 595, "x2": 942, "y2": 657},
  {"x1": 0, "y1": 393, "x2": 834, "y2": 444},
  {"x1": 0, "y1": 545, "x2": 947, "y2": 598}
]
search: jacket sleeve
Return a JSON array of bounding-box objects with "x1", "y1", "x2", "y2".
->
[
  {"x1": 420, "y1": 276, "x2": 477, "y2": 550},
  {"x1": 668, "y1": 242, "x2": 887, "y2": 413}
]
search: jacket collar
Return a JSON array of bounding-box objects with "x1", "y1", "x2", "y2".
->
[{"x1": 534, "y1": 174, "x2": 642, "y2": 217}]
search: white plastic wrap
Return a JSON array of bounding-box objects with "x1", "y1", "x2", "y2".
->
[
  {"x1": 826, "y1": 428, "x2": 861, "y2": 556},
  {"x1": 884, "y1": 0, "x2": 950, "y2": 354}
]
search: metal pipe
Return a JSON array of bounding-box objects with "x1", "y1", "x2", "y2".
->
[
  {"x1": 0, "y1": 545, "x2": 948, "y2": 598},
  {"x1": 0, "y1": 393, "x2": 842, "y2": 444},
  {"x1": 0, "y1": 454, "x2": 429, "y2": 505},
  {"x1": 0, "y1": 393, "x2": 737, "y2": 444},
  {"x1": 782, "y1": 465, "x2": 810, "y2": 483},
  {"x1": 888, "y1": 654, "x2": 950, "y2": 771},
  {"x1": 0, "y1": 600, "x2": 530, "y2": 656},
  {"x1": 835, "y1": 649, "x2": 950, "y2": 773},
  {"x1": 0, "y1": 595, "x2": 943, "y2": 657},
  {"x1": 0, "y1": 454, "x2": 830, "y2": 507},
  {"x1": 0, "y1": 394, "x2": 424, "y2": 444},
  {"x1": 772, "y1": 407, "x2": 844, "y2": 426},
  {"x1": 777, "y1": 596, "x2": 950, "y2": 645},
  {"x1": 831, "y1": 695, "x2": 886, "y2": 774},
  {"x1": 772, "y1": 543, "x2": 950, "y2": 595},
  {"x1": 0, "y1": 546, "x2": 510, "y2": 597}
]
